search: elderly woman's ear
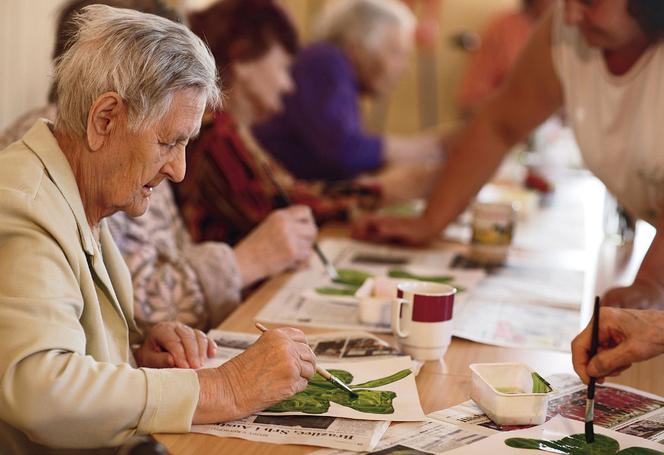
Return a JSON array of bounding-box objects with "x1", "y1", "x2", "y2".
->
[{"x1": 86, "y1": 91, "x2": 125, "y2": 151}]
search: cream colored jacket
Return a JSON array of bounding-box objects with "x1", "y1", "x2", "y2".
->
[{"x1": 0, "y1": 121, "x2": 200, "y2": 453}]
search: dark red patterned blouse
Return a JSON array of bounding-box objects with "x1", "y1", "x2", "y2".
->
[{"x1": 175, "y1": 111, "x2": 380, "y2": 245}]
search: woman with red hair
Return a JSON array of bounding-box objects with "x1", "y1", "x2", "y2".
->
[{"x1": 176, "y1": 0, "x2": 379, "y2": 246}]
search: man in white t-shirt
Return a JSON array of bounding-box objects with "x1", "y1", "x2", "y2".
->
[{"x1": 355, "y1": 0, "x2": 664, "y2": 311}]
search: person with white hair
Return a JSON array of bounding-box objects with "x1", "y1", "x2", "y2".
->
[
  {"x1": 0, "y1": 0, "x2": 319, "y2": 335},
  {"x1": 0, "y1": 5, "x2": 315, "y2": 452},
  {"x1": 254, "y1": 0, "x2": 442, "y2": 181}
]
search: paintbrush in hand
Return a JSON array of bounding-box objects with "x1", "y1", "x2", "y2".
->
[
  {"x1": 255, "y1": 322, "x2": 358, "y2": 398},
  {"x1": 585, "y1": 296, "x2": 601, "y2": 443},
  {"x1": 260, "y1": 161, "x2": 340, "y2": 281}
]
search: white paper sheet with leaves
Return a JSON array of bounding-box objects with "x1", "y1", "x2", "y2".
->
[{"x1": 258, "y1": 356, "x2": 425, "y2": 422}]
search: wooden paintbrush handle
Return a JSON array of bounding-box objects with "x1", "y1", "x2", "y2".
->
[{"x1": 316, "y1": 366, "x2": 332, "y2": 380}]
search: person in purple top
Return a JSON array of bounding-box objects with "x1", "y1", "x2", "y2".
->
[{"x1": 254, "y1": 0, "x2": 442, "y2": 182}]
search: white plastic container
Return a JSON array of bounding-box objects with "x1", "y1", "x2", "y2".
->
[
  {"x1": 469, "y1": 363, "x2": 551, "y2": 426},
  {"x1": 356, "y1": 277, "x2": 393, "y2": 326}
]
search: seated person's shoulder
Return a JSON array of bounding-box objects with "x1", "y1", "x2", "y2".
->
[
  {"x1": 297, "y1": 42, "x2": 350, "y2": 71},
  {"x1": 0, "y1": 142, "x2": 47, "y2": 200}
]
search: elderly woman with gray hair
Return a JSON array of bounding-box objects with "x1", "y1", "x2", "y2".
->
[
  {"x1": 0, "y1": 6, "x2": 315, "y2": 452},
  {"x1": 254, "y1": 0, "x2": 443, "y2": 182},
  {"x1": 0, "y1": 0, "x2": 318, "y2": 334}
]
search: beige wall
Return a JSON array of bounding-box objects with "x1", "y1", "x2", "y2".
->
[
  {"x1": 0, "y1": 0, "x2": 519, "y2": 133},
  {"x1": 0, "y1": 0, "x2": 65, "y2": 131},
  {"x1": 278, "y1": 0, "x2": 520, "y2": 134}
]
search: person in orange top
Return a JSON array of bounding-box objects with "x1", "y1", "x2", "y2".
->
[{"x1": 456, "y1": 0, "x2": 555, "y2": 116}]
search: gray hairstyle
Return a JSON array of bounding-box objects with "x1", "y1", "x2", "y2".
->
[
  {"x1": 314, "y1": 0, "x2": 415, "y2": 51},
  {"x1": 54, "y1": 4, "x2": 220, "y2": 136}
]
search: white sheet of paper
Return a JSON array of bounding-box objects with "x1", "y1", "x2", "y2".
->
[
  {"x1": 452, "y1": 298, "x2": 580, "y2": 351},
  {"x1": 258, "y1": 356, "x2": 425, "y2": 422},
  {"x1": 445, "y1": 415, "x2": 664, "y2": 454},
  {"x1": 306, "y1": 266, "x2": 485, "y2": 302},
  {"x1": 472, "y1": 266, "x2": 585, "y2": 310}
]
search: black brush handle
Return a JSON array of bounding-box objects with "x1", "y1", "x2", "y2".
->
[
  {"x1": 585, "y1": 420, "x2": 595, "y2": 443},
  {"x1": 585, "y1": 296, "x2": 601, "y2": 444},
  {"x1": 588, "y1": 297, "x2": 600, "y2": 399}
]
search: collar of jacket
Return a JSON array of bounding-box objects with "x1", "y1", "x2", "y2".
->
[{"x1": 22, "y1": 120, "x2": 99, "y2": 258}]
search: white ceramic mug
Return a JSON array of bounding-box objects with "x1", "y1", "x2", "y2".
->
[{"x1": 391, "y1": 282, "x2": 457, "y2": 361}]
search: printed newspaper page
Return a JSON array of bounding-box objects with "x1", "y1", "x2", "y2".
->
[
  {"x1": 309, "y1": 419, "x2": 488, "y2": 454},
  {"x1": 206, "y1": 329, "x2": 424, "y2": 374},
  {"x1": 429, "y1": 374, "x2": 664, "y2": 443},
  {"x1": 191, "y1": 415, "x2": 389, "y2": 452},
  {"x1": 205, "y1": 330, "x2": 405, "y2": 365}
]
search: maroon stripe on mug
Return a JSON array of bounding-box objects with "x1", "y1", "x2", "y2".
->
[
  {"x1": 397, "y1": 289, "x2": 404, "y2": 299},
  {"x1": 412, "y1": 294, "x2": 454, "y2": 322}
]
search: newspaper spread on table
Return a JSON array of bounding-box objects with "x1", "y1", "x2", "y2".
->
[
  {"x1": 444, "y1": 415, "x2": 664, "y2": 455},
  {"x1": 429, "y1": 374, "x2": 664, "y2": 444},
  {"x1": 256, "y1": 238, "x2": 461, "y2": 333},
  {"x1": 448, "y1": 256, "x2": 586, "y2": 351},
  {"x1": 196, "y1": 330, "x2": 421, "y2": 451},
  {"x1": 444, "y1": 172, "x2": 594, "y2": 351},
  {"x1": 256, "y1": 238, "x2": 585, "y2": 351},
  {"x1": 205, "y1": 329, "x2": 415, "y2": 364},
  {"x1": 191, "y1": 415, "x2": 390, "y2": 452},
  {"x1": 307, "y1": 373, "x2": 664, "y2": 454},
  {"x1": 451, "y1": 293, "x2": 581, "y2": 352},
  {"x1": 309, "y1": 419, "x2": 488, "y2": 455}
]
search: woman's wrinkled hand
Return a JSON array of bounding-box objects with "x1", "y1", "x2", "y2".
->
[
  {"x1": 193, "y1": 327, "x2": 316, "y2": 423},
  {"x1": 134, "y1": 321, "x2": 216, "y2": 369},
  {"x1": 234, "y1": 206, "x2": 317, "y2": 286}
]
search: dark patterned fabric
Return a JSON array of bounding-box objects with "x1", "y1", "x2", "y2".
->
[{"x1": 175, "y1": 110, "x2": 379, "y2": 245}]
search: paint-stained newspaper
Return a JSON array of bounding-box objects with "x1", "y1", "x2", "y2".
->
[{"x1": 430, "y1": 374, "x2": 664, "y2": 444}]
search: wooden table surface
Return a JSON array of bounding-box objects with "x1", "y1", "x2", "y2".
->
[
  {"x1": 155, "y1": 174, "x2": 664, "y2": 454},
  {"x1": 155, "y1": 235, "x2": 664, "y2": 454}
]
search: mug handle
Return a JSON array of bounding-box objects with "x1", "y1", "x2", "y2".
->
[{"x1": 391, "y1": 298, "x2": 410, "y2": 338}]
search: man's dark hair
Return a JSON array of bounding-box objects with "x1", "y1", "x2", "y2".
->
[{"x1": 628, "y1": 0, "x2": 664, "y2": 41}]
